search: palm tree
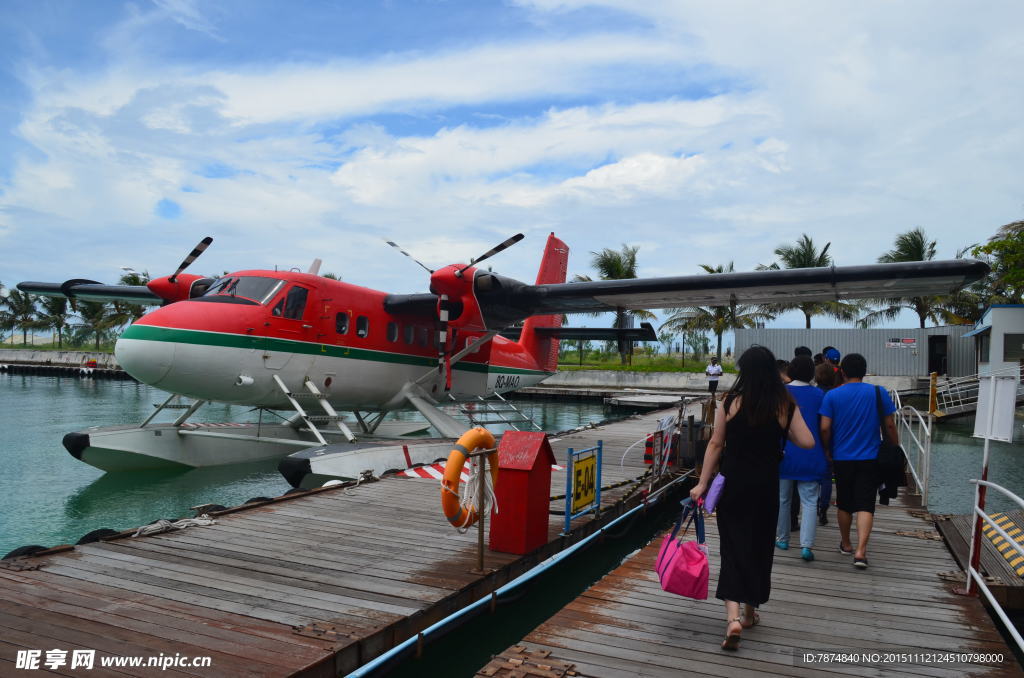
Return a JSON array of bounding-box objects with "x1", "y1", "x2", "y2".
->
[
  {"x1": 111, "y1": 270, "x2": 151, "y2": 327},
  {"x1": 574, "y1": 244, "x2": 656, "y2": 364},
  {"x1": 0, "y1": 288, "x2": 41, "y2": 345},
  {"x1": 972, "y1": 220, "x2": 1024, "y2": 305},
  {"x1": 758, "y1": 234, "x2": 862, "y2": 328},
  {"x1": 859, "y1": 227, "x2": 943, "y2": 328},
  {"x1": 37, "y1": 296, "x2": 71, "y2": 348},
  {"x1": 661, "y1": 263, "x2": 774, "y2": 361},
  {"x1": 73, "y1": 301, "x2": 120, "y2": 350}
]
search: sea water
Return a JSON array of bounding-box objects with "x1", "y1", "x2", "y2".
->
[
  {"x1": 927, "y1": 414, "x2": 1024, "y2": 515},
  {"x1": 0, "y1": 373, "x2": 629, "y2": 556}
]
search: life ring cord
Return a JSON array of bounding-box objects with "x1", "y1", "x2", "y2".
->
[{"x1": 441, "y1": 427, "x2": 498, "y2": 528}]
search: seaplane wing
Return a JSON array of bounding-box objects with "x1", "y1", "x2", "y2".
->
[
  {"x1": 530, "y1": 259, "x2": 991, "y2": 313},
  {"x1": 387, "y1": 258, "x2": 989, "y2": 325},
  {"x1": 18, "y1": 237, "x2": 215, "y2": 306},
  {"x1": 17, "y1": 280, "x2": 163, "y2": 304}
]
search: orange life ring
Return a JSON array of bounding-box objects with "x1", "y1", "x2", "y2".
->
[{"x1": 441, "y1": 427, "x2": 498, "y2": 528}]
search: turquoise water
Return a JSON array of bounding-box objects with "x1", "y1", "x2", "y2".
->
[
  {"x1": 0, "y1": 374, "x2": 628, "y2": 556},
  {"x1": 925, "y1": 414, "x2": 1024, "y2": 515}
]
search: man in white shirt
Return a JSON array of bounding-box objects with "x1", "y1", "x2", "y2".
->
[{"x1": 706, "y1": 357, "x2": 723, "y2": 396}]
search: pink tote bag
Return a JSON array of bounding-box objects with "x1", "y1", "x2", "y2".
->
[{"x1": 654, "y1": 499, "x2": 709, "y2": 599}]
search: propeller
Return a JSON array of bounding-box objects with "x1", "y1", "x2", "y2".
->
[
  {"x1": 384, "y1": 240, "x2": 433, "y2": 274},
  {"x1": 457, "y1": 233, "x2": 524, "y2": 276},
  {"x1": 168, "y1": 236, "x2": 213, "y2": 283},
  {"x1": 383, "y1": 233, "x2": 527, "y2": 392}
]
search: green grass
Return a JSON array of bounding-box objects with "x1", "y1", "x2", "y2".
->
[{"x1": 557, "y1": 353, "x2": 736, "y2": 373}]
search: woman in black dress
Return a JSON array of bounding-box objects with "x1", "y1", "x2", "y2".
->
[{"x1": 690, "y1": 346, "x2": 815, "y2": 650}]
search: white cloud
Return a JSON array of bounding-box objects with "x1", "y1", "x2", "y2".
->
[
  {"x1": 330, "y1": 96, "x2": 775, "y2": 207},
  {"x1": 2, "y1": 0, "x2": 1023, "y2": 317},
  {"x1": 499, "y1": 152, "x2": 707, "y2": 207},
  {"x1": 204, "y1": 35, "x2": 692, "y2": 125},
  {"x1": 151, "y1": 0, "x2": 220, "y2": 38}
]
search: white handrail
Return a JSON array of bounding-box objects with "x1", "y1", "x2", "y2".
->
[
  {"x1": 966, "y1": 479, "x2": 1024, "y2": 653},
  {"x1": 973, "y1": 479, "x2": 1024, "y2": 511},
  {"x1": 893, "y1": 396, "x2": 932, "y2": 506},
  {"x1": 897, "y1": 409, "x2": 929, "y2": 499}
]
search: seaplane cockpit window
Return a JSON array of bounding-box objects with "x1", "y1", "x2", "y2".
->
[
  {"x1": 335, "y1": 313, "x2": 349, "y2": 335},
  {"x1": 356, "y1": 316, "x2": 369, "y2": 338},
  {"x1": 202, "y1": 276, "x2": 284, "y2": 305},
  {"x1": 283, "y1": 286, "x2": 308, "y2": 320}
]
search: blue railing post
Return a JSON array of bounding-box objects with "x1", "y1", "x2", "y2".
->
[
  {"x1": 564, "y1": 447, "x2": 574, "y2": 535},
  {"x1": 562, "y1": 442, "x2": 602, "y2": 535}
]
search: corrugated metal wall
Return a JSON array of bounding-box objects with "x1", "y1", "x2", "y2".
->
[{"x1": 733, "y1": 326, "x2": 975, "y2": 377}]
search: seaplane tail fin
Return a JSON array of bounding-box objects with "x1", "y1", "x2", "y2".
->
[{"x1": 519, "y1": 233, "x2": 569, "y2": 373}]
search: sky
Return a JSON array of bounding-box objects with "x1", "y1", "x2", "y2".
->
[{"x1": 1, "y1": 0, "x2": 1022, "y2": 343}]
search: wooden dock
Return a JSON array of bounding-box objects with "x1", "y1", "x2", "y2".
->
[
  {"x1": 0, "y1": 407, "x2": 693, "y2": 677},
  {"x1": 478, "y1": 493, "x2": 1023, "y2": 677}
]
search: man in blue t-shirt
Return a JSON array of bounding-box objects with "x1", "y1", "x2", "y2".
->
[{"x1": 819, "y1": 353, "x2": 898, "y2": 570}]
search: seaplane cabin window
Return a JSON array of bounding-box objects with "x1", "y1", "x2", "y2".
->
[
  {"x1": 416, "y1": 326, "x2": 429, "y2": 347},
  {"x1": 387, "y1": 322, "x2": 399, "y2": 342},
  {"x1": 403, "y1": 324, "x2": 415, "y2": 345},
  {"x1": 356, "y1": 316, "x2": 369, "y2": 338},
  {"x1": 335, "y1": 313, "x2": 349, "y2": 335},
  {"x1": 201, "y1": 276, "x2": 283, "y2": 305}
]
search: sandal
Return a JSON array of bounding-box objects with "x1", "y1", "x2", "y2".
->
[
  {"x1": 741, "y1": 611, "x2": 760, "y2": 629},
  {"x1": 721, "y1": 618, "x2": 742, "y2": 651}
]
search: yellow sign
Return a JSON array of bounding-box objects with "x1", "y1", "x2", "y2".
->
[{"x1": 572, "y1": 454, "x2": 597, "y2": 513}]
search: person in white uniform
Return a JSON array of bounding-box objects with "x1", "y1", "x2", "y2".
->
[{"x1": 706, "y1": 357, "x2": 723, "y2": 396}]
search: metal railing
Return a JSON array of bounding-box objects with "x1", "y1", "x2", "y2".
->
[
  {"x1": 964, "y1": 479, "x2": 1024, "y2": 653},
  {"x1": 448, "y1": 393, "x2": 543, "y2": 431},
  {"x1": 932, "y1": 365, "x2": 1024, "y2": 417},
  {"x1": 897, "y1": 406, "x2": 933, "y2": 506},
  {"x1": 889, "y1": 389, "x2": 933, "y2": 507}
]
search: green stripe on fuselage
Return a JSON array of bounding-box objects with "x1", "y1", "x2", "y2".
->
[{"x1": 120, "y1": 325, "x2": 552, "y2": 376}]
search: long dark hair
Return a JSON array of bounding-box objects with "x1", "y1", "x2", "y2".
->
[{"x1": 726, "y1": 345, "x2": 791, "y2": 426}]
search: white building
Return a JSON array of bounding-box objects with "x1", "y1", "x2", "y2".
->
[{"x1": 963, "y1": 304, "x2": 1024, "y2": 376}]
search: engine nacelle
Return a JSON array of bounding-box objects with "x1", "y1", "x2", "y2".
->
[
  {"x1": 430, "y1": 265, "x2": 487, "y2": 331},
  {"x1": 147, "y1": 274, "x2": 213, "y2": 303},
  {"x1": 430, "y1": 265, "x2": 538, "y2": 331}
]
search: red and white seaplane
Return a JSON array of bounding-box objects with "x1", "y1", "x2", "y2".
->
[{"x1": 19, "y1": 233, "x2": 988, "y2": 486}]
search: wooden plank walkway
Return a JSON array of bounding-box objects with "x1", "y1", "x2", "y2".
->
[
  {"x1": 479, "y1": 493, "x2": 1023, "y2": 678},
  {"x1": 0, "y1": 407, "x2": 694, "y2": 677}
]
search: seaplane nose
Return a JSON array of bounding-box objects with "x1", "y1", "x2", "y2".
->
[{"x1": 114, "y1": 326, "x2": 176, "y2": 387}]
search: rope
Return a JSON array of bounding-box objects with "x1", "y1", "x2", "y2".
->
[
  {"x1": 344, "y1": 470, "x2": 374, "y2": 495},
  {"x1": 453, "y1": 456, "x2": 498, "y2": 534},
  {"x1": 619, "y1": 436, "x2": 650, "y2": 468},
  {"x1": 132, "y1": 515, "x2": 217, "y2": 537}
]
